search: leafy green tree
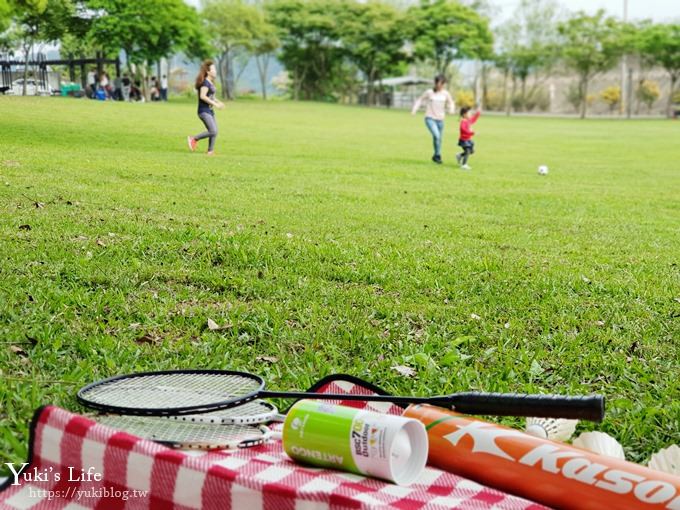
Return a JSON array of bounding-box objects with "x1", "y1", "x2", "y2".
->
[
  {"x1": 636, "y1": 79, "x2": 660, "y2": 113},
  {"x1": 635, "y1": 23, "x2": 680, "y2": 118},
  {"x1": 407, "y1": 0, "x2": 492, "y2": 77},
  {"x1": 0, "y1": 0, "x2": 12, "y2": 33},
  {"x1": 497, "y1": 0, "x2": 561, "y2": 113},
  {"x1": 341, "y1": 1, "x2": 408, "y2": 105},
  {"x1": 558, "y1": 10, "x2": 626, "y2": 118},
  {"x1": 201, "y1": 0, "x2": 262, "y2": 100},
  {"x1": 87, "y1": 0, "x2": 208, "y2": 82},
  {"x1": 600, "y1": 85, "x2": 621, "y2": 113},
  {"x1": 252, "y1": 14, "x2": 279, "y2": 100},
  {"x1": 267, "y1": 0, "x2": 348, "y2": 101},
  {"x1": 11, "y1": 0, "x2": 77, "y2": 95},
  {"x1": 492, "y1": 51, "x2": 513, "y2": 113}
]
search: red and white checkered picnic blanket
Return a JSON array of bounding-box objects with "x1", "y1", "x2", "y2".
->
[{"x1": 0, "y1": 375, "x2": 549, "y2": 509}]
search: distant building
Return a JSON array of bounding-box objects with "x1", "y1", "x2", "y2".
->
[{"x1": 361, "y1": 76, "x2": 431, "y2": 108}]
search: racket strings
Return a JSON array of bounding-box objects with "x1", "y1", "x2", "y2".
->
[
  {"x1": 95, "y1": 414, "x2": 269, "y2": 449},
  {"x1": 82, "y1": 373, "x2": 261, "y2": 410},
  {"x1": 168, "y1": 400, "x2": 277, "y2": 424}
]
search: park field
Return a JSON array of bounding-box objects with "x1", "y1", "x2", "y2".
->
[{"x1": 0, "y1": 97, "x2": 679, "y2": 467}]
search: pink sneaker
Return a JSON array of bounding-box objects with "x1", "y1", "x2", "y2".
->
[
  {"x1": 206, "y1": 151, "x2": 215, "y2": 156},
  {"x1": 187, "y1": 136, "x2": 197, "y2": 152}
]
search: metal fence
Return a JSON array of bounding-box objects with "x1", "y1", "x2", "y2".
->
[
  {"x1": 0, "y1": 52, "x2": 120, "y2": 95},
  {"x1": 0, "y1": 52, "x2": 50, "y2": 93}
]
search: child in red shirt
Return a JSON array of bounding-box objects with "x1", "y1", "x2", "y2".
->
[{"x1": 456, "y1": 106, "x2": 481, "y2": 170}]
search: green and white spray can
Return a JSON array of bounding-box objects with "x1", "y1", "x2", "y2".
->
[{"x1": 282, "y1": 400, "x2": 428, "y2": 486}]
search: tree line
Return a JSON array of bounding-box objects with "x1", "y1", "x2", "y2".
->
[{"x1": 1, "y1": 0, "x2": 678, "y2": 117}]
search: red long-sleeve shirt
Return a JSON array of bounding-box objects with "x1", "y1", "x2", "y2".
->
[{"x1": 459, "y1": 111, "x2": 480, "y2": 141}]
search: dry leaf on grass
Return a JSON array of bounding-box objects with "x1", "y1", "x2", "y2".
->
[
  {"x1": 256, "y1": 356, "x2": 279, "y2": 364},
  {"x1": 10, "y1": 345, "x2": 28, "y2": 356},
  {"x1": 391, "y1": 365, "x2": 416, "y2": 378},
  {"x1": 135, "y1": 334, "x2": 157, "y2": 345},
  {"x1": 207, "y1": 318, "x2": 232, "y2": 331},
  {"x1": 470, "y1": 313, "x2": 481, "y2": 320}
]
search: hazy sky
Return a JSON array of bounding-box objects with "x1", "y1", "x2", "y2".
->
[{"x1": 495, "y1": 0, "x2": 680, "y2": 22}]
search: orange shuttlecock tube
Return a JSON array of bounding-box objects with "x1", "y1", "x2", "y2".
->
[{"x1": 403, "y1": 404, "x2": 680, "y2": 510}]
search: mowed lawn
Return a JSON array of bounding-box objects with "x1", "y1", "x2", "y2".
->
[{"x1": 1, "y1": 97, "x2": 678, "y2": 466}]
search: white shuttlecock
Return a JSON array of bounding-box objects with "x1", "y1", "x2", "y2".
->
[
  {"x1": 538, "y1": 165, "x2": 549, "y2": 175},
  {"x1": 525, "y1": 417, "x2": 578, "y2": 442},
  {"x1": 572, "y1": 431, "x2": 625, "y2": 459},
  {"x1": 647, "y1": 444, "x2": 680, "y2": 475}
]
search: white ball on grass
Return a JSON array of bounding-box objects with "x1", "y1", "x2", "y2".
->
[{"x1": 538, "y1": 165, "x2": 549, "y2": 175}]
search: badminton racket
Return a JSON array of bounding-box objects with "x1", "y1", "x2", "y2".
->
[
  {"x1": 77, "y1": 369, "x2": 605, "y2": 421},
  {"x1": 93, "y1": 414, "x2": 274, "y2": 450},
  {"x1": 165, "y1": 399, "x2": 283, "y2": 424}
]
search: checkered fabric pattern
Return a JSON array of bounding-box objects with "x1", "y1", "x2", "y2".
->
[{"x1": 0, "y1": 377, "x2": 549, "y2": 510}]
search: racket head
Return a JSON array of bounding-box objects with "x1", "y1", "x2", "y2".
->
[
  {"x1": 166, "y1": 400, "x2": 278, "y2": 424},
  {"x1": 94, "y1": 414, "x2": 271, "y2": 450},
  {"x1": 77, "y1": 370, "x2": 265, "y2": 416}
]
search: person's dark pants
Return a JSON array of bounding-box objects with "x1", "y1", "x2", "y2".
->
[
  {"x1": 161, "y1": 88, "x2": 168, "y2": 101},
  {"x1": 458, "y1": 139, "x2": 475, "y2": 165},
  {"x1": 194, "y1": 112, "x2": 218, "y2": 152}
]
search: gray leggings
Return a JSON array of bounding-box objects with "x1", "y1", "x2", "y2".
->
[{"x1": 194, "y1": 112, "x2": 218, "y2": 152}]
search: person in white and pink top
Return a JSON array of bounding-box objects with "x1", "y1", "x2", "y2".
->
[{"x1": 411, "y1": 75, "x2": 456, "y2": 165}]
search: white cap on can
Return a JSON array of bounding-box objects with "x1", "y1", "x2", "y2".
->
[{"x1": 387, "y1": 419, "x2": 428, "y2": 485}]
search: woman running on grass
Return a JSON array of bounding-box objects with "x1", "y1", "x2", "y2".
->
[
  {"x1": 187, "y1": 60, "x2": 224, "y2": 156},
  {"x1": 411, "y1": 74, "x2": 455, "y2": 165}
]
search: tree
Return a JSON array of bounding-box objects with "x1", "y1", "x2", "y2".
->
[
  {"x1": 341, "y1": 1, "x2": 408, "y2": 105},
  {"x1": 407, "y1": 0, "x2": 493, "y2": 77},
  {"x1": 455, "y1": 89, "x2": 474, "y2": 108},
  {"x1": 558, "y1": 10, "x2": 626, "y2": 118},
  {"x1": 496, "y1": 0, "x2": 561, "y2": 113},
  {"x1": 11, "y1": 0, "x2": 76, "y2": 95},
  {"x1": 267, "y1": 0, "x2": 348, "y2": 101},
  {"x1": 0, "y1": 0, "x2": 11, "y2": 33},
  {"x1": 492, "y1": 51, "x2": 512, "y2": 113},
  {"x1": 252, "y1": 12, "x2": 279, "y2": 100},
  {"x1": 635, "y1": 23, "x2": 680, "y2": 118},
  {"x1": 87, "y1": 0, "x2": 208, "y2": 93},
  {"x1": 201, "y1": 0, "x2": 261, "y2": 100},
  {"x1": 636, "y1": 80, "x2": 660, "y2": 113},
  {"x1": 600, "y1": 85, "x2": 621, "y2": 113}
]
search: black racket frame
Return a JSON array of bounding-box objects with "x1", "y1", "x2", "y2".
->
[{"x1": 77, "y1": 369, "x2": 605, "y2": 422}]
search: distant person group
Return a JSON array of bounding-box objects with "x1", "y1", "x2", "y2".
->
[{"x1": 85, "y1": 69, "x2": 168, "y2": 103}]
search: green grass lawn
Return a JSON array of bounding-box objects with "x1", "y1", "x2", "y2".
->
[{"x1": 1, "y1": 96, "x2": 678, "y2": 468}]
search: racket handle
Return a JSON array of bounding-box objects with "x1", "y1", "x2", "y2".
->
[{"x1": 445, "y1": 393, "x2": 605, "y2": 422}]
